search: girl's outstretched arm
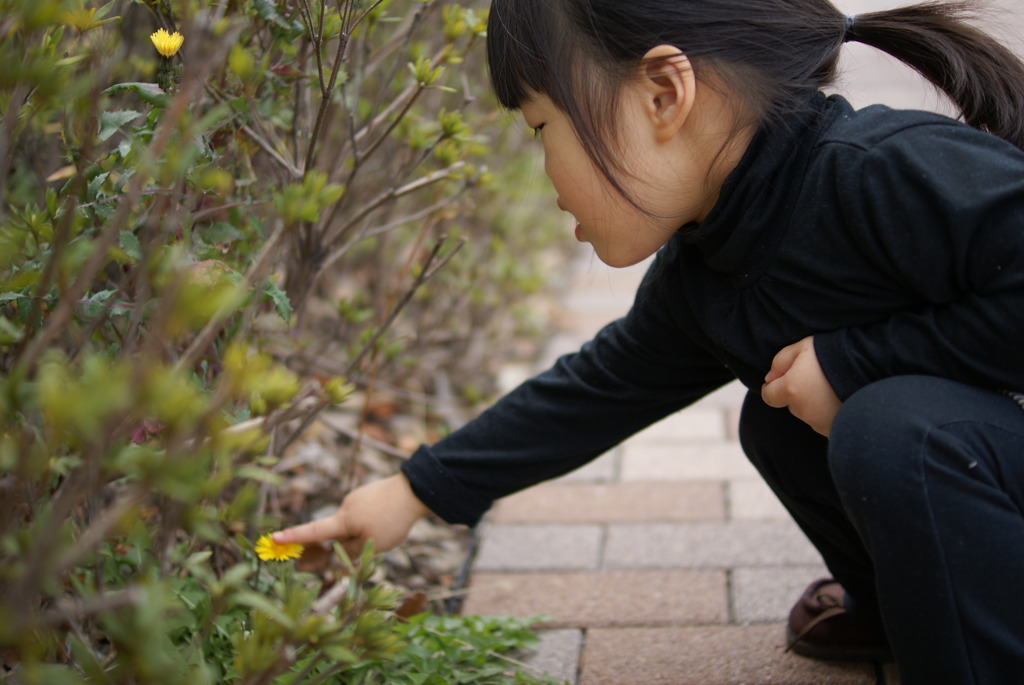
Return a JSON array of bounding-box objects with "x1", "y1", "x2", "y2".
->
[
  {"x1": 762, "y1": 336, "x2": 842, "y2": 437},
  {"x1": 271, "y1": 473, "x2": 432, "y2": 557}
]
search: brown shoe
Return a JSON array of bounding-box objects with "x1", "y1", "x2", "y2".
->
[{"x1": 785, "y1": 578, "x2": 893, "y2": 662}]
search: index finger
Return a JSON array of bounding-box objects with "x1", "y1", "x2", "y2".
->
[
  {"x1": 273, "y1": 514, "x2": 348, "y2": 546},
  {"x1": 761, "y1": 378, "x2": 788, "y2": 409}
]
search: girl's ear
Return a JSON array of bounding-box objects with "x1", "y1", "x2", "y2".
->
[{"x1": 638, "y1": 45, "x2": 696, "y2": 143}]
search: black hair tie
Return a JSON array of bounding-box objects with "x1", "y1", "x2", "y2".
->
[{"x1": 843, "y1": 14, "x2": 859, "y2": 43}]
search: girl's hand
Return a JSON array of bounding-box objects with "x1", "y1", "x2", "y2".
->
[
  {"x1": 761, "y1": 336, "x2": 841, "y2": 437},
  {"x1": 272, "y1": 473, "x2": 432, "y2": 558}
]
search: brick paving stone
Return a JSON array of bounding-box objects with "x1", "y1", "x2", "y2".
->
[
  {"x1": 620, "y1": 443, "x2": 759, "y2": 481},
  {"x1": 491, "y1": 482, "x2": 725, "y2": 524},
  {"x1": 521, "y1": 629, "x2": 582, "y2": 685},
  {"x1": 553, "y1": 450, "x2": 619, "y2": 484},
  {"x1": 728, "y1": 478, "x2": 790, "y2": 521},
  {"x1": 623, "y1": 408, "x2": 728, "y2": 442},
  {"x1": 691, "y1": 380, "x2": 748, "y2": 408},
  {"x1": 724, "y1": 405, "x2": 742, "y2": 441},
  {"x1": 731, "y1": 565, "x2": 830, "y2": 624},
  {"x1": 462, "y1": 570, "x2": 727, "y2": 628},
  {"x1": 579, "y1": 625, "x2": 877, "y2": 685},
  {"x1": 603, "y1": 522, "x2": 822, "y2": 569},
  {"x1": 473, "y1": 524, "x2": 603, "y2": 572}
]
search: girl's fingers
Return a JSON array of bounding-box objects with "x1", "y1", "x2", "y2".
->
[
  {"x1": 272, "y1": 514, "x2": 349, "y2": 546},
  {"x1": 761, "y1": 378, "x2": 786, "y2": 408},
  {"x1": 762, "y1": 351, "x2": 797, "y2": 407},
  {"x1": 764, "y1": 342, "x2": 800, "y2": 385}
]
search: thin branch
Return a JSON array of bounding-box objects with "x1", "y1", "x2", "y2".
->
[
  {"x1": 361, "y1": 193, "x2": 462, "y2": 240},
  {"x1": 274, "y1": 237, "x2": 463, "y2": 456},
  {"x1": 40, "y1": 589, "x2": 141, "y2": 629},
  {"x1": 350, "y1": 0, "x2": 385, "y2": 33},
  {"x1": 316, "y1": 193, "x2": 457, "y2": 279},
  {"x1": 351, "y1": 82, "x2": 425, "y2": 170},
  {"x1": 285, "y1": 653, "x2": 324, "y2": 685},
  {"x1": 350, "y1": 80, "x2": 419, "y2": 148},
  {"x1": 191, "y1": 200, "x2": 259, "y2": 223},
  {"x1": 361, "y1": 2, "x2": 435, "y2": 139},
  {"x1": 52, "y1": 489, "x2": 145, "y2": 578},
  {"x1": 311, "y1": 577, "x2": 351, "y2": 614},
  {"x1": 317, "y1": 411, "x2": 410, "y2": 459},
  {"x1": 240, "y1": 122, "x2": 303, "y2": 179},
  {"x1": 342, "y1": 236, "x2": 463, "y2": 377},
  {"x1": 266, "y1": 395, "x2": 333, "y2": 465},
  {"x1": 302, "y1": 0, "x2": 378, "y2": 172},
  {"x1": 204, "y1": 86, "x2": 303, "y2": 178},
  {"x1": 323, "y1": 161, "x2": 464, "y2": 247},
  {"x1": 0, "y1": 82, "x2": 31, "y2": 219}
]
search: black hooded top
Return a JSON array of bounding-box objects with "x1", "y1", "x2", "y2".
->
[{"x1": 401, "y1": 91, "x2": 1024, "y2": 526}]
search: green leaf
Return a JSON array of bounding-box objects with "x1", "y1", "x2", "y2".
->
[
  {"x1": 261, "y1": 280, "x2": 292, "y2": 323},
  {"x1": 119, "y1": 231, "x2": 142, "y2": 263},
  {"x1": 87, "y1": 171, "x2": 111, "y2": 199},
  {"x1": 0, "y1": 315, "x2": 25, "y2": 345},
  {"x1": 80, "y1": 289, "x2": 118, "y2": 318},
  {"x1": 233, "y1": 590, "x2": 296, "y2": 630},
  {"x1": 199, "y1": 222, "x2": 244, "y2": 245},
  {"x1": 103, "y1": 82, "x2": 170, "y2": 109},
  {"x1": 252, "y1": 0, "x2": 292, "y2": 30},
  {"x1": 320, "y1": 643, "x2": 360, "y2": 663},
  {"x1": 67, "y1": 633, "x2": 107, "y2": 681},
  {"x1": 98, "y1": 110, "x2": 143, "y2": 142},
  {"x1": 235, "y1": 465, "x2": 283, "y2": 486}
]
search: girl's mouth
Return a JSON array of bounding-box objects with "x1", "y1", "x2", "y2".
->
[{"x1": 557, "y1": 198, "x2": 585, "y2": 242}]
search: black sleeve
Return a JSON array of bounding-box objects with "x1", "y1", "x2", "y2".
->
[
  {"x1": 401, "y1": 248, "x2": 735, "y2": 525},
  {"x1": 815, "y1": 123, "x2": 1024, "y2": 401}
]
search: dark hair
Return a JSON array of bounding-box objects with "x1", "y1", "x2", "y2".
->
[{"x1": 487, "y1": 0, "x2": 1024, "y2": 198}]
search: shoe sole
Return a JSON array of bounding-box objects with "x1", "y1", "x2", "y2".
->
[{"x1": 785, "y1": 625, "x2": 895, "y2": 663}]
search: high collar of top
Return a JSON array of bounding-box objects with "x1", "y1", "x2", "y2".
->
[{"x1": 676, "y1": 90, "x2": 850, "y2": 285}]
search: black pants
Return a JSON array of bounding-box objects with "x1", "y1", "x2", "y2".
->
[{"x1": 739, "y1": 375, "x2": 1024, "y2": 685}]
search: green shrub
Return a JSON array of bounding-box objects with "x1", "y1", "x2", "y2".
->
[{"x1": 0, "y1": 0, "x2": 566, "y2": 681}]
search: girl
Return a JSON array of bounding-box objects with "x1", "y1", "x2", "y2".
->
[{"x1": 276, "y1": 1, "x2": 1024, "y2": 681}]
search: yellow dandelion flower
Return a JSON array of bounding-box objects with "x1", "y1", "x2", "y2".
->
[
  {"x1": 255, "y1": 533, "x2": 303, "y2": 561},
  {"x1": 150, "y1": 28, "x2": 184, "y2": 58}
]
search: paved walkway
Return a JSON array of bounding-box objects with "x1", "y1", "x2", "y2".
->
[
  {"x1": 460, "y1": 3, "x2": 1024, "y2": 683},
  {"x1": 462, "y1": 256, "x2": 888, "y2": 685}
]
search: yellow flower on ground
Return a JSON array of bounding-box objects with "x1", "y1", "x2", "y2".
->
[
  {"x1": 150, "y1": 28, "x2": 184, "y2": 58},
  {"x1": 255, "y1": 533, "x2": 303, "y2": 561}
]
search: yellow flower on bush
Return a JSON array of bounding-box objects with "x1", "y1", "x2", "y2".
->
[
  {"x1": 150, "y1": 28, "x2": 184, "y2": 58},
  {"x1": 255, "y1": 533, "x2": 303, "y2": 561}
]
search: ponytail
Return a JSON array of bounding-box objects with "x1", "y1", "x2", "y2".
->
[{"x1": 845, "y1": 1, "x2": 1024, "y2": 149}]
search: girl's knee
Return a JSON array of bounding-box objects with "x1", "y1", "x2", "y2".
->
[{"x1": 828, "y1": 376, "x2": 941, "y2": 492}]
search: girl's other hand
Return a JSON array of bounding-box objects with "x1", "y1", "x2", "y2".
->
[
  {"x1": 271, "y1": 473, "x2": 432, "y2": 559},
  {"x1": 761, "y1": 336, "x2": 842, "y2": 437}
]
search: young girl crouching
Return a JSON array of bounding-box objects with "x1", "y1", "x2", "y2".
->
[{"x1": 277, "y1": 1, "x2": 1024, "y2": 682}]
